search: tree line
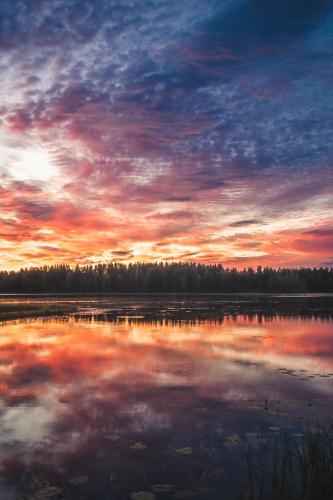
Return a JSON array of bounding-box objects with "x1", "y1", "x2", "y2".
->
[{"x1": 0, "y1": 263, "x2": 332, "y2": 293}]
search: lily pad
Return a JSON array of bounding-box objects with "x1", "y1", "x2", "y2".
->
[
  {"x1": 69, "y1": 476, "x2": 88, "y2": 485},
  {"x1": 31, "y1": 481, "x2": 49, "y2": 491},
  {"x1": 245, "y1": 432, "x2": 258, "y2": 438},
  {"x1": 130, "y1": 442, "x2": 147, "y2": 450},
  {"x1": 105, "y1": 433, "x2": 121, "y2": 441},
  {"x1": 130, "y1": 492, "x2": 156, "y2": 500},
  {"x1": 33, "y1": 486, "x2": 63, "y2": 497},
  {"x1": 175, "y1": 447, "x2": 192, "y2": 455},
  {"x1": 224, "y1": 434, "x2": 241, "y2": 447},
  {"x1": 151, "y1": 484, "x2": 177, "y2": 493},
  {"x1": 174, "y1": 491, "x2": 198, "y2": 499}
]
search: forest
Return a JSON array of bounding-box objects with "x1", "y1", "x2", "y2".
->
[{"x1": 0, "y1": 263, "x2": 332, "y2": 293}]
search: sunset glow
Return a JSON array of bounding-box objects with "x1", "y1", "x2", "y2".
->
[{"x1": 0, "y1": 1, "x2": 332, "y2": 269}]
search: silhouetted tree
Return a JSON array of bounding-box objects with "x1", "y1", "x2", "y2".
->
[{"x1": 0, "y1": 263, "x2": 332, "y2": 294}]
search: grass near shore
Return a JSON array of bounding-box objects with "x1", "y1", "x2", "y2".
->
[
  {"x1": 240, "y1": 426, "x2": 333, "y2": 500},
  {"x1": 0, "y1": 303, "x2": 77, "y2": 321}
]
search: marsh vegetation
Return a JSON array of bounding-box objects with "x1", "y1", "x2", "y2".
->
[
  {"x1": 0, "y1": 302, "x2": 77, "y2": 321},
  {"x1": 241, "y1": 427, "x2": 333, "y2": 500}
]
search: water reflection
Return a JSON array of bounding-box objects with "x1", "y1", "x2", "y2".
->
[{"x1": 0, "y1": 311, "x2": 333, "y2": 498}]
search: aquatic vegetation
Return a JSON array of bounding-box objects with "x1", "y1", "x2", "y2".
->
[
  {"x1": 28, "y1": 483, "x2": 63, "y2": 498},
  {"x1": 225, "y1": 434, "x2": 242, "y2": 447},
  {"x1": 174, "y1": 447, "x2": 193, "y2": 455},
  {"x1": 130, "y1": 492, "x2": 156, "y2": 500},
  {"x1": 240, "y1": 427, "x2": 333, "y2": 500},
  {"x1": 69, "y1": 476, "x2": 88, "y2": 485},
  {"x1": 130, "y1": 442, "x2": 148, "y2": 450},
  {"x1": 0, "y1": 302, "x2": 77, "y2": 321},
  {"x1": 151, "y1": 483, "x2": 177, "y2": 493}
]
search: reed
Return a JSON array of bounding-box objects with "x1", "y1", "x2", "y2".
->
[
  {"x1": 240, "y1": 427, "x2": 333, "y2": 500},
  {"x1": 0, "y1": 303, "x2": 77, "y2": 321}
]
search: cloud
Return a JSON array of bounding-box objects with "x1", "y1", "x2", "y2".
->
[
  {"x1": 230, "y1": 219, "x2": 262, "y2": 228},
  {"x1": 0, "y1": 0, "x2": 332, "y2": 268}
]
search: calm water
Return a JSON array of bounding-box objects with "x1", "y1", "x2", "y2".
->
[{"x1": 0, "y1": 296, "x2": 333, "y2": 499}]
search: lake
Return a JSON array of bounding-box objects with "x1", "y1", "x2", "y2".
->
[{"x1": 0, "y1": 295, "x2": 332, "y2": 499}]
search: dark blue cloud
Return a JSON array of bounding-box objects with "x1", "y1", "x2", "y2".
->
[
  {"x1": 1, "y1": 0, "x2": 333, "y2": 204},
  {"x1": 207, "y1": 0, "x2": 333, "y2": 46}
]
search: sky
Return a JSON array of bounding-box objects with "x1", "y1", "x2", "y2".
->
[{"x1": 0, "y1": 0, "x2": 332, "y2": 270}]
